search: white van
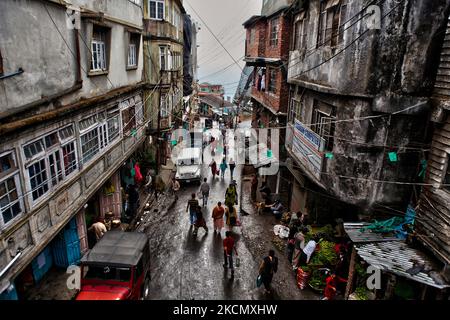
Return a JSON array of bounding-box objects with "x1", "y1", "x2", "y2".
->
[{"x1": 175, "y1": 147, "x2": 202, "y2": 184}]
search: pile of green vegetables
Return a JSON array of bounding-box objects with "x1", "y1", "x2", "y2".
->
[
  {"x1": 354, "y1": 287, "x2": 370, "y2": 300},
  {"x1": 309, "y1": 241, "x2": 339, "y2": 266},
  {"x1": 309, "y1": 269, "x2": 327, "y2": 292}
]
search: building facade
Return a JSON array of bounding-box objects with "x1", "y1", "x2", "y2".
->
[
  {"x1": 284, "y1": 0, "x2": 450, "y2": 224},
  {"x1": 0, "y1": 0, "x2": 145, "y2": 298},
  {"x1": 143, "y1": 0, "x2": 185, "y2": 167},
  {"x1": 416, "y1": 16, "x2": 450, "y2": 267}
]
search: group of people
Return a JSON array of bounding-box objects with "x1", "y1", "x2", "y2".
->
[
  {"x1": 185, "y1": 180, "x2": 240, "y2": 236},
  {"x1": 209, "y1": 158, "x2": 236, "y2": 180}
]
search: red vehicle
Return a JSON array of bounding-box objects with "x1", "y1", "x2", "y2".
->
[{"x1": 76, "y1": 231, "x2": 151, "y2": 300}]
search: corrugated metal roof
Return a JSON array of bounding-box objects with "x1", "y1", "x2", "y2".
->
[
  {"x1": 355, "y1": 241, "x2": 449, "y2": 289},
  {"x1": 344, "y1": 223, "x2": 401, "y2": 243}
]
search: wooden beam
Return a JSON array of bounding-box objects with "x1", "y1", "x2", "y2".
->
[{"x1": 345, "y1": 246, "x2": 357, "y2": 300}]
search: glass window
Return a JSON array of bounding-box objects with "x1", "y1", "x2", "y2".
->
[
  {"x1": 59, "y1": 125, "x2": 75, "y2": 141},
  {"x1": 45, "y1": 132, "x2": 59, "y2": 149},
  {"x1": 270, "y1": 17, "x2": 279, "y2": 46},
  {"x1": 107, "y1": 115, "x2": 120, "y2": 141},
  {"x1": 0, "y1": 176, "x2": 22, "y2": 225},
  {"x1": 81, "y1": 128, "x2": 100, "y2": 163},
  {"x1": 149, "y1": 0, "x2": 164, "y2": 20},
  {"x1": 311, "y1": 101, "x2": 336, "y2": 152},
  {"x1": 84, "y1": 265, "x2": 131, "y2": 282},
  {"x1": 62, "y1": 142, "x2": 77, "y2": 176},
  {"x1": 29, "y1": 159, "x2": 49, "y2": 201},
  {"x1": 91, "y1": 27, "x2": 108, "y2": 71},
  {"x1": 24, "y1": 140, "x2": 44, "y2": 160},
  {"x1": 0, "y1": 153, "x2": 15, "y2": 174}
]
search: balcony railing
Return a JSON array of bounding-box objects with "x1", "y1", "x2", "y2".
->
[{"x1": 144, "y1": 19, "x2": 182, "y2": 41}]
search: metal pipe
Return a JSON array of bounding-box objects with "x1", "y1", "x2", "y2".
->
[
  {"x1": 0, "y1": 251, "x2": 22, "y2": 279},
  {"x1": 0, "y1": 68, "x2": 24, "y2": 80}
]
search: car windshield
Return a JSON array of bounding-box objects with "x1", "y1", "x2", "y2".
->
[
  {"x1": 83, "y1": 265, "x2": 131, "y2": 282},
  {"x1": 178, "y1": 157, "x2": 199, "y2": 166}
]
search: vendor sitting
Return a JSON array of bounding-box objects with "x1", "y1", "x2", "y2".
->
[{"x1": 265, "y1": 199, "x2": 285, "y2": 219}]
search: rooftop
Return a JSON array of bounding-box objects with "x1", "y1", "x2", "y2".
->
[{"x1": 81, "y1": 232, "x2": 148, "y2": 267}]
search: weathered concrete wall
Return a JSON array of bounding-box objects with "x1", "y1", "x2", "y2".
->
[
  {"x1": 288, "y1": 0, "x2": 450, "y2": 99},
  {"x1": 290, "y1": 87, "x2": 429, "y2": 210},
  {"x1": 0, "y1": 0, "x2": 143, "y2": 120},
  {"x1": 0, "y1": 1, "x2": 77, "y2": 115}
]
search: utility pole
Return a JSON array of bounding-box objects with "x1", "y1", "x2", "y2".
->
[{"x1": 154, "y1": 70, "x2": 163, "y2": 202}]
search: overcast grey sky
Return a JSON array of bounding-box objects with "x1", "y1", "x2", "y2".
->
[{"x1": 184, "y1": 0, "x2": 262, "y2": 98}]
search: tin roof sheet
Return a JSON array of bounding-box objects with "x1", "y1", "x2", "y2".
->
[
  {"x1": 343, "y1": 222, "x2": 401, "y2": 243},
  {"x1": 355, "y1": 241, "x2": 449, "y2": 289}
]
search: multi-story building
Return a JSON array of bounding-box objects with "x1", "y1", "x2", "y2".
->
[
  {"x1": 143, "y1": 0, "x2": 185, "y2": 166},
  {"x1": 284, "y1": 0, "x2": 449, "y2": 224},
  {"x1": 243, "y1": 0, "x2": 293, "y2": 131},
  {"x1": 0, "y1": 0, "x2": 144, "y2": 299},
  {"x1": 241, "y1": 0, "x2": 293, "y2": 199},
  {"x1": 182, "y1": 14, "x2": 200, "y2": 130}
]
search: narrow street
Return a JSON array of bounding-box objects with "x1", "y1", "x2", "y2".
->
[{"x1": 145, "y1": 120, "x2": 318, "y2": 300}]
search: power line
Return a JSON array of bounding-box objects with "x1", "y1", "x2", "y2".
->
[{"x1": 185, "y1": 1, "x2": 244, "y2": 73}]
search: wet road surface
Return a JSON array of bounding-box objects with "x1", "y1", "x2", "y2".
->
[{"x1": 146, "y1": 121, "x2": 319, "y2": 300}]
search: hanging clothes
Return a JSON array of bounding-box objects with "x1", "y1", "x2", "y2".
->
[{"x1": 134, "y1": 163, "x2": 143, "y2": 184}]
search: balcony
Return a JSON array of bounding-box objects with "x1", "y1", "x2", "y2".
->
[{"x1": 144, "y1": 19, "x2": 182, "y2": 41}]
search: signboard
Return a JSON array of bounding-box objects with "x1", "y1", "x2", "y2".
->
[{"x1": 291, "y1": 120, "x2": 325, "y2": 180}]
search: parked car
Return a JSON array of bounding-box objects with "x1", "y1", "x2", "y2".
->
[
  {"x1": 75, "y1": 232, "x2": 151, "y2": 300},
  {"x1": 175, "y1": 147, "x2": 202, "y2": 184}
]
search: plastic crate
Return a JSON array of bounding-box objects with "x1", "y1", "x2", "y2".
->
[{"x1": 31, "y1": 246, "x2": 53, "y2": 283}]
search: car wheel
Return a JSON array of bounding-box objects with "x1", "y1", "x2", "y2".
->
[{"x1": 142, "y1": 276, "x2": 151, "y2": 300}]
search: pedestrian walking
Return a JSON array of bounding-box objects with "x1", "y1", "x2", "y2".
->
[
  {"x1": 224, "y1": 181, "x2": 238, "y2": 208},
  {"x1": 193, "y1": 205, "x2": 208, "y2": 236},
  {"x1": 211, "y1": 137, "x2": 218, "y2": 156},
  {"x1": 212, "y1": 202, "x2": 225, "y2": 234},
  {"x1": 225, "y1": 204, "x2": 238, "y2": 230},
  {"x1": 220, "y1": 158, "x2": 228, "y2": 179},
  {"x1": 171, "y1": 178, "x2": 180, "y2": 201},
  {"x1": 200, "y1": 178, "x2": 210, "y2": 207},
  {"x1": 258, "y1": 250, "x2": 278, "y2": 294},
  {"x1": 251, "y1": 174, "x2": 258, "y2": 202},
  {"x1": 126, "y1": 184, "x2": 139, "y2": 219},
  {"x1": 209, "y1": 159, "x2": 218, "y2": 179},
  {"x1": 229, "y1": 158, "x2": 236, "y2": 181},
  {"x1": 186, "y1": 193, "x2": 199, "y2": 226},
  {"x1": 223, "y1": 231, "x2": 238, "y2": 273}
]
